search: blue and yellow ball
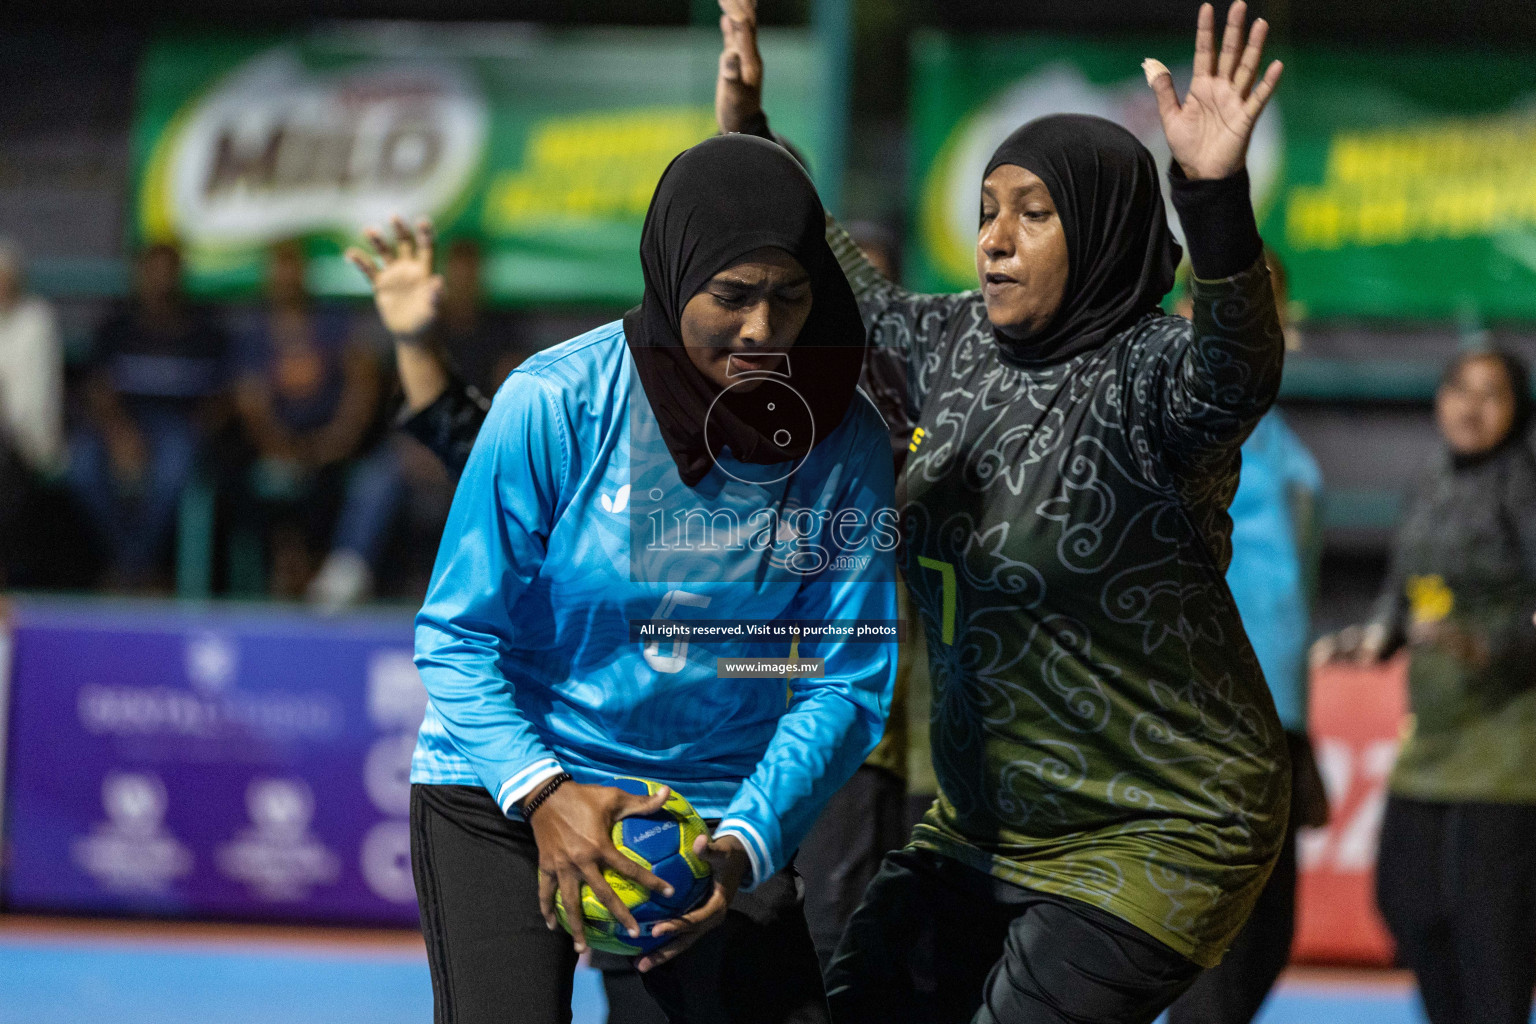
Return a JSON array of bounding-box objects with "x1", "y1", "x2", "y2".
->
[{"x1": 549, "y1": 777, "x2": 713, "y2": 955}]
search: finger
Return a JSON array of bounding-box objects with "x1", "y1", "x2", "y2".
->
[
  {"x1": 343, "y1": 248, "x2": 379, "y2": 284},
  {"x1": 557, "y1": 869, "x2": 588, "y2": 952},
  {"x1": 1308, "y1": 636, "x2": 1334, "y2": 670},
  {"x1": 582, "y1": 866, "x2": 641, "y2": 938},
  {"x1": 538, "y1": 869, "x2": 558, "y2": 929},
  {"x1": 718, "y1": 0, "x2": 755, "y2": 24},
  {"x1": 722, "y1": 13, "x2": 747, "y2": 62},
  {"x1": 1193, "y1": 3, "x2": 1216, "y2": 78},
  {"x1": 696, "y1": 836, "x2": 733, "y2": 875},
  {"x1": 641, "y1": 891, "x2": 726, "y2": 970},
  {"x1": 1142, "y1": 58, "x2": 1180, "y2": 123},
  {"x1": 1233, "y1": 18, "x2": 1268, "y2": 97},
  {"x1": 1217, "y1": 1, "x2": 1246, "y2": 80},
  {"x1": 736, "y1": 18, "x2": 763, "y2": 87},
  {"x1": 618, "y1": 784, "x2": 671, "y2": 820},
  {"x1": 391, "y1": 214, "x2": 416, "y2": 258},
  {"x1": 604, "y1": 848, "x2": 674, "y2": 899},
  {"x1": 414, "y1": 218, "x2": 435, "y2": 267},
  {"x1": 719, "y1": 17, "x2": 737, "y2": 72},
  {"x1": 637, "y1": 928, "x2": 704, "y2": 973},
  {"x1": 719, "y1": 3, "x2": 762, "y2": 87},
  {"x1": 364, "y1": 228, "x2": 392, "y2": 261},
  {"x1": 652, "y1": 881, "x2": 725, "y2": 935},
  {"x1": 1243, "y1": 60, "x2": 1283, "y2": 121}
]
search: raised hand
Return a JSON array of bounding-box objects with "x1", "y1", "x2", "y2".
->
[
  {"x1": 716, "y1": 0, "x2": 763, "y2": 134},
  {"x1": 1143, "y1": 2, "x2": 1283, "y2": 181},
  {"x1": 345, "y1": 215, "x2": 443, "y2": 340}
]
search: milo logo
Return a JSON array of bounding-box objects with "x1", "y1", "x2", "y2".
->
[{"x1": 141, "y1": 46, "x2": 488, "y2": 247}]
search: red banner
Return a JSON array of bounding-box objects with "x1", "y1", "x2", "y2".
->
[{"x1": 1292, "y1": 655, "x2": 1408, "y2": 966}]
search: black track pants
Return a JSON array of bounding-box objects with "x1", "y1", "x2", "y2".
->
[
  {"x1": 825, "y1": 847, "x2": 1201, "y2": 1024},
  {"x1": 410, "y1": 783, "x2": 830, "y2": 1024},
  {"x1": 1376, "y1": 796, "x2": 1536, "y2": 1024}
]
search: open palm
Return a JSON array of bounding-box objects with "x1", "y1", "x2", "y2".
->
[
  {"x1": 345, "y1": 216, "x2": 443, "y2": 339},
  {"x1": 1145, "y1": 2, "x2": 1283, "y2": 180}
]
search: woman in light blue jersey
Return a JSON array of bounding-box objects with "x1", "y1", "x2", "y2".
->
[{"x1": 348, "y1": 134, "x2": 896, "y2": 1024}]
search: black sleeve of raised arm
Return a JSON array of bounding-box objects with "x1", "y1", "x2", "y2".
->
[
  {"x1": 736, "y1": 110, "x2": 774, "y2": 142},
  {"x1": 398, "y1": 379, "x2": 491, "y2": 481},
  {"x1": 1168, "y1": 164, "x2": 1263, "y2": 281}
]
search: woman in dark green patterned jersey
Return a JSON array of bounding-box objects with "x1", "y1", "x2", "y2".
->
[
  {"x1": 1316, "y1": 349, "x2": 1536, "y2": 1024},
  {"x1": 718, "y1": 3, "x2": 1289, "y2": 1021}
]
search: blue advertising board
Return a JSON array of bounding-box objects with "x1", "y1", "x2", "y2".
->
[{"x1": 2, "y1": 600, "x2": 425, "y2": 925}]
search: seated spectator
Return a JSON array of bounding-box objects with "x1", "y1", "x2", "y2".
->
[
  {"x1": 68, "y1": 242, "x2": 229, "y2": 590},
  {"x1": 0, "y1": 239, "x2": 64, "y2": 587},
  {"x1": 234, "y1": 240, "x2": 400, "y2": 604}
]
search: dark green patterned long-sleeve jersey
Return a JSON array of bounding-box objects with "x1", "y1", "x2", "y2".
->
[{"x1": 836, "y1": 224, "x2": 1290, "y2": 967}]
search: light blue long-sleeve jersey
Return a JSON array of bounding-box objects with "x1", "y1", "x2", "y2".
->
[
  {"x1": 411, "y1": 321, "x2": 898, "y2": 888},
  {"x1": 1226, "y1": 410, "x2": 1323, "y2": 731}
]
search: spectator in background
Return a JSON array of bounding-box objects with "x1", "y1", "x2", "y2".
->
[
  {"x1": 0, "y1": 239, "x2": 64, "y2": 586},
  {"x1": 1167, "y1": 249, "x2": 1330, "y2": 1024},
  {"x1": 1314, "y1": 348, "x2": 1536, "y2": 1024},
  {"x1": 234, "y1": 240, "x2": 385, "y2": 600},
  {"x1": 427, "y1": 238, "x2": 529, "y2": 397},
  {"x1": 69, "y1": 242, "x2": 228, "y2": 590}
]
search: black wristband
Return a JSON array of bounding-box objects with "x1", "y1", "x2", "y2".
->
[
  {"x1": 736, "y1": 109, "x2": 773, "y2": 141},
  {"x1": 519, "y1": 771, "x2": 573, "y2": 821},
  {"x1": 1167, "y1": 164, "x2": 1263, "y2": 281}
]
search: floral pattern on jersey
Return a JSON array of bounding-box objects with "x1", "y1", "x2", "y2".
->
[{"x1": 835, "y1": 220, "x2": 1289, "y2": 967}]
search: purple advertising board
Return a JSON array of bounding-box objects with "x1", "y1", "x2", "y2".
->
[{"x1": 2, "y1": 599, "x2": 426, "y2": 925}]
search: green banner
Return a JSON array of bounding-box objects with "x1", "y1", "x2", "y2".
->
[
  {"x1": 133, "y1": 26, "x2": 825, "y2": 306},
  {"x1": 910, "y1": 33, "x2": 1536, "y2": 321}
]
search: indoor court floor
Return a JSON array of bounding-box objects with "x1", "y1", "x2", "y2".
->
[{"x1": 0, "y1": 915, "x2": 1478, "y2": 1024}]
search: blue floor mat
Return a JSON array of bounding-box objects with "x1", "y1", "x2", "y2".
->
[
  {"x1": 5, "y1": 936, "x2": 1495, "y2": 1024},
  {"x1": 1252, "y1": 986, "x2": 1423, "y2": 1024},
  {"x1": 0, "y1": 937, "x2": 605, "y2": 1024}
]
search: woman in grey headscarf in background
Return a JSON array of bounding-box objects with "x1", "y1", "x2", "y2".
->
[{"x1": 1315, "y1": 348, "x2": 1536, "y2": 1024}]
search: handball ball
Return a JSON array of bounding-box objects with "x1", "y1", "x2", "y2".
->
[{"x1": 550, "y1": 777, "x2": 713, "y2": 955}]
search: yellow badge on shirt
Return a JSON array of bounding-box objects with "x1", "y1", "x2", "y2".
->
[{"x1": 1407, "y1": 574, "x2": 1454, "y2": 625}]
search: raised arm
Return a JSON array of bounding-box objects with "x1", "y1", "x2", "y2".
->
[
  {"x1": 348, "y1": 216, "x2": 491, "y2": 479},
  {"x1": 715, "y1": 0, "x2": 964, "y2": 423},
  {"x1": 1127, "y1": 3, "x2": 1286, "y2": 489}
]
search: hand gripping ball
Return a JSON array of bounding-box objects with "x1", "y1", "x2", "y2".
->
[{"x1": 549, "y1": 777, "x2": 713, "y2": 955}]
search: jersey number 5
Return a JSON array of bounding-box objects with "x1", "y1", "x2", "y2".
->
[{"x1": 643, "y1": 590, "x2": 712, "y2": 673}]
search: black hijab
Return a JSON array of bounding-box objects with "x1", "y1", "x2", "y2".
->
[
  {"x1": 982, "y1": 114, "x2": 1182, "y2": 365},
  {"x1": 624, "y1": 134, "x2": 867, "y2": 486}
]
